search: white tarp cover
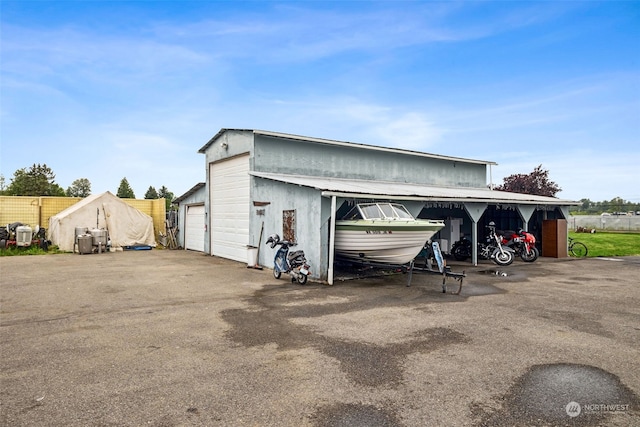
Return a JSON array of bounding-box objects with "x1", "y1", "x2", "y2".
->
[{"x1": 48, "y1": 191, "x2": 156, "y2": 252}]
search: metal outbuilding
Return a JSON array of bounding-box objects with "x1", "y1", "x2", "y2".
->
[{"x1": 190, "y1": 128, "x2": 576, "y2": 283}]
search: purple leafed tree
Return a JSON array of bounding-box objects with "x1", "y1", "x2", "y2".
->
[{"x1": 495, "y1": 164, "x2": 561, "y2": 197}]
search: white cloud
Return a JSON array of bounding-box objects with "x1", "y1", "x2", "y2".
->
[
  {"x1": 367, "y1": 112, "x2": 443, "y2": 151},
  {"x1": 2, "y1": 24, "x2": 211, "y2": 85},
  {"x1": 239, "y1": 96, "x2": 444, "y2": 150},
  {"x1": 143, "y1": 3, "x2": 523, "y2": 64}
]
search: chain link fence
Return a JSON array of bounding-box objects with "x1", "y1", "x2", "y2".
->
[{"x1": 569, "y1": 215, "x2": 640, "y2": 232}]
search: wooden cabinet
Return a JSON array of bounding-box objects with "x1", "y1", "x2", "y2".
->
[{"x1": 542, "y1": 219, "x2": 568, "y2": 258}]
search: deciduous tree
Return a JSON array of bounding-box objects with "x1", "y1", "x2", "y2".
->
[
  {"x1": 495, "y1": 164, "x2": 560, "y2": 197},
  {"x1": 5, "y1": 163, "x2": 66, "y2": 196},
  {"x1": 67, "y1": 178, "x2": 92, "y2": 197}
]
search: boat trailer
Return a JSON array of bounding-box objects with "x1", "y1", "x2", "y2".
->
[
  {"x1": 335, "y1": 241, "x2": 464, "y2": 294},
  {"x1": 407, "y1": 241, "x2": 465, "y2": 294}
]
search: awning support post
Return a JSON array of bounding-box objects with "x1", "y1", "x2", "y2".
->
[
  {"x1": 463, "y1": 202, "x2": 488, "y2": 266},
  {"x1": 328, "y1": 195, "x2": 337, "y2": 285},
  {"x1": 471, "y1": 221, "x2": 478, "y2": 266}
]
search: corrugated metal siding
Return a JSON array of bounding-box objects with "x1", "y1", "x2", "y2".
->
[{"x1": 253, "y1": 133, "x2": 489, "y2": 188}]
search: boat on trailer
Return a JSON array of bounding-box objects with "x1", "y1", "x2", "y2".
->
[{"x1": 334, "y1": 203, "x2": 445, "y2": 265}]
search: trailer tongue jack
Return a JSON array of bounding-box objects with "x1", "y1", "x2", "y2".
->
[{"x1": 408, "y1": 241, "x2": 465, "y2": 294}]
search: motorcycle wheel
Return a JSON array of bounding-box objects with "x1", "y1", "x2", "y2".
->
[
  {"x1": 452, "y1": 245, "x2": 469, "y2": 261},
  {"x1": 520, "y1": 247, "x2": 539, "y2": 262},
  {"x1": 273, "y1": 268, "x2": 282, "y2": 279},
  {"x1": 296, "y1": 274, "x2": 308, "y2": 285},
  {"x1": 493, "y1": 250, "x2": 514, "y2": 266}
]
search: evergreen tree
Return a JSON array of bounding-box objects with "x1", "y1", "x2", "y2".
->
[
  {"x1": 158, "y1": 185, "x2": 174, "y2": 211},
  {"x1": 116, "y1": 177, "x2": 136, "y2": 198},
  {"x1": 5, "y1": 163, "x2": 66, "y2": 196},
  {"x1": 144, "y1": 186, "x2": 159, "y2": 199}
]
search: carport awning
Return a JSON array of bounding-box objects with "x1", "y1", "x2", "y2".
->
[{"x1": 250, "y1": 171, "x2": 577, "y2": 206}]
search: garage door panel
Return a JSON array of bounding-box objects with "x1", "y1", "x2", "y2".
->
[
  {"x1": 185, "y1": 205, "x2": 205, "y2": 252},
  {"x1": 210, "y1": 154, "x2": 250, "y2": 262},
  {"x1": 214, "y1": 224, "x2": 249, "y2": 235}
]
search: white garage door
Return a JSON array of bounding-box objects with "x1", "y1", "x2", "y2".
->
[
  {"x1": 185, "y1": 204, "x2": 205, "y2": 252},
  {"x1": 210, "y1": 154, "x2": 250, "y2": 261}
]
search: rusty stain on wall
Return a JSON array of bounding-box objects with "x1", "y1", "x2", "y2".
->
[{"x1": 283, "y1": 210, "x2": 296, "y2": 243}]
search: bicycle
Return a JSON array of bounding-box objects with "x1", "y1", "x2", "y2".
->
[{"x1": 568, "y1": 237, "x2": 588, "y2": 258}]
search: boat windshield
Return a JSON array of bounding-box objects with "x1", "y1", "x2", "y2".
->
[
  {"x1": 360, "y1": 204, "x2": 384, "y2": 219},
  {"x1": 391, "y1": 204, "x2": 413, "y2": 219},
  {"x1": 358, "y1": 203, "x2": 415, "y2": 220}
]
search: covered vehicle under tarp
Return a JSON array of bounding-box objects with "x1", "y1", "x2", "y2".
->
[{"x1": 48, "y1": 191, "x2": 156, "y2": 252}]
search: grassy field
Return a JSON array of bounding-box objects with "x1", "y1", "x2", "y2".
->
[{"x1": 568, "y1": 231, "x2": 640, "y2": 257}]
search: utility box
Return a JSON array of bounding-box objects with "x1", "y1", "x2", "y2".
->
[{"x1": 542, "y1": 219, "x2": 568, "y2": 258}]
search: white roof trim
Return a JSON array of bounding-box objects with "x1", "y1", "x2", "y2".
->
[{"x1": 250, "y1": 171, "x2": 577, "y2": 206}]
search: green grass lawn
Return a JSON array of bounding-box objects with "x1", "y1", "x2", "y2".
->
[
  {"x1": 568, "y1": 231, "x2": 640, "y2": 257},
  {"x1": 0, "y1": 245, "x2": 62, "y2": 256}
]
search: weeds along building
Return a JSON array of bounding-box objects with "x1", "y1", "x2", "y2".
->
[{"x1": 174, "y1": 129, "x2": 575, "y2": 283}]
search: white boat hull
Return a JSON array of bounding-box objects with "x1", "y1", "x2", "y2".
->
[{"x1": 334, "y1": 220, "x2": 443, "y2": 265}]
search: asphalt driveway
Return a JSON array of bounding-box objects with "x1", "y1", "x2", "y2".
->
[{"x1": 1, "y1": 250, "x2": 639, "y2": 426}]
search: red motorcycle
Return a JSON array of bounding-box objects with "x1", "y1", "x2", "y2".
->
[{"x1": 500, "y1": 229, "x2": 538, "y2": 262}]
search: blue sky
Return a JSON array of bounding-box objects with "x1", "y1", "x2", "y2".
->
[{"x1": 1, "y1": 1, "x2": 638, "y2": 202}]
